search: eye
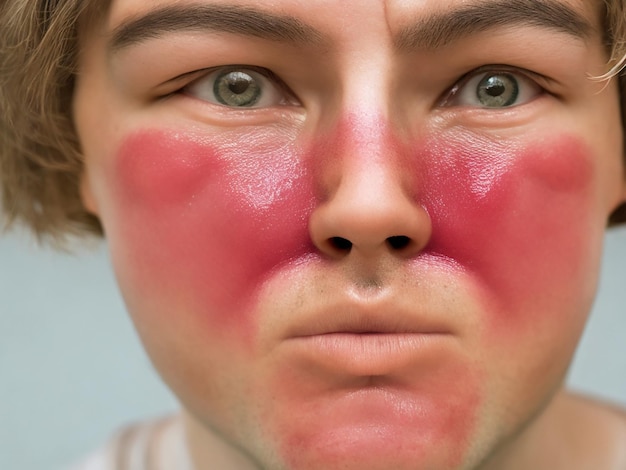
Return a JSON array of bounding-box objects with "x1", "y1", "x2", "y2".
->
[
  {"x1": 443, "y1": 69, "x2": 542, "y2": 109},
  {"x1": 183, "y1": 67, "x2": 295, "y2": 108}
]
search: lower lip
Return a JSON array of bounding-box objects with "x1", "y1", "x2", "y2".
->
[{"x1": 284, "y1": 333, "x2": 453, "y2": 376}]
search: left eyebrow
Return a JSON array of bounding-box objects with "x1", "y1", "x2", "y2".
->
[
  {"x1": 108, "y1": 3, "x2": 326, "y2": 53},
  {"x1": 394, "y1": 0, "x2": 595, "y2": 51}
]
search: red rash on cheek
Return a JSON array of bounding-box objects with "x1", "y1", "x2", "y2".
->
[
  {"x1": 110, "y1": 123, "x2": 595, "y2": 345},
  {"x1": 416, "y1": 133, "x2": 595, "y2": 329},
  {"x1": 111, "y1": 129, "x2": 316, "y2": 339}
]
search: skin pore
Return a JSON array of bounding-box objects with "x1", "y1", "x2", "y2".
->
[{"x1": 74, "y1": 0, "x2": 626, "y2": 469}]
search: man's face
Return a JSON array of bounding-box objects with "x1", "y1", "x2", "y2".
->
[{"x1": 75, "y1": 0, "x2": 625, "y2": 468}]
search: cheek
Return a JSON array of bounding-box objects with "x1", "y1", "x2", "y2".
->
[
  {"x1": 417, "y1": 133, "x2": 598, "y2": 333},
  {"x1": 107, "y1": 129, "x2": 315, "y2": 341}
]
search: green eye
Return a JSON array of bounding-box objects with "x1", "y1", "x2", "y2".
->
[
  {"x1": 443, "y1": 68, "x2": 542, "y2": 109},
  {"x1": 213, "y1": 70, "x2": 262, "y2": 107},
  {"x1": 183, "y1": 66, "x2": 296, "y2": 109},
  {"x1": 475, "y1": 74, "x2": 519, "y2": 108}
]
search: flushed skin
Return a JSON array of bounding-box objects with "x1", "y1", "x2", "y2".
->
[{"x1": 75, "y1": 0, "x2": 626, "y2": 469}]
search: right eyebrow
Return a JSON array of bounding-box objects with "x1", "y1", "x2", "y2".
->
[
  {"x1": 394, "y1": 0, "x2": 595, "y2": 51},
  {"x1": 108, "y1": 4, "x2": 326, "y2": 53}
]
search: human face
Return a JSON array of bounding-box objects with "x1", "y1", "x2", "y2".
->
[{"x1": 75, "y1": 0, "x2": 625, "y2": 469}]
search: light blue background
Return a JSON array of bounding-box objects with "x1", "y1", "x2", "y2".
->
[{"x1": 1, "y1": 226, "x2": 625, "y2": 470}]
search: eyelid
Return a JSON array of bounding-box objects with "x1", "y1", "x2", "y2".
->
[{"x1": 440, "y1": 65, "x2": 549, "y2": 108}]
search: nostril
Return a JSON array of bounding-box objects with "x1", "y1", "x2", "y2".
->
[
  {"x1": 329, "y1": 236, "x2": 352, "y2": 251},
  {"x1": 386, "y1": 235, "x2": 411, "y2": 250}
]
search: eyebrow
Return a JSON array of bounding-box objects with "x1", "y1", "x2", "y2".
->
[
  {"x1": 109, "y1": 4, "x2": 325, "y2": 53},
  {"x1": 109, "y1": 0, "x2": 594, "y2": 55},
  {"x1": 395, "y1": 0, "x2": 594, "y2": 50}
]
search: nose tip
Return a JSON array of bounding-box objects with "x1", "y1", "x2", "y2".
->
[{"x1": 309, "y1": 180, "x2": 432, "y2": 260}]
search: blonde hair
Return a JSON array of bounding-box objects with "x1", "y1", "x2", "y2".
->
[{"x1": 1, "y1": 0, "x2": 626, "y2": 243}]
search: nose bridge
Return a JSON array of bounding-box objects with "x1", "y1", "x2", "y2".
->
[
  {"x1": 331, "y1": 111, "x2": 404, "y2": 206},
  {"x1": 327, "y1": 31, "x2": 401, "y2": 184}
]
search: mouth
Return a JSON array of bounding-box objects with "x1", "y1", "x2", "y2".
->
[{"x1": 280, "y1": 300, "x2": 455, "y2": 377}]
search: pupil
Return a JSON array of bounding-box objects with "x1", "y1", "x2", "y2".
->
[
  {"x1": 485, "y1": 78, "x2": 505, "y2": 97},
  {"x1": 228, "y1": 77, "x2": 251, "y2": 95}
]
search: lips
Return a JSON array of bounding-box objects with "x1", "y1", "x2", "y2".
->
[
  {"x1": 277, "y1": 294, "x2": 456, "y2": 377},
  {"x1": 282, "y1": 289, "x2": 454, "y2": 337}
]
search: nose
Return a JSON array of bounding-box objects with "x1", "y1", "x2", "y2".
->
[{"x1": 309, "y1": 117, "x2": 432, "y2": 260}]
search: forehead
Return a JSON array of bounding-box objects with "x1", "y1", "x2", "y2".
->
[{"x1": 103, "y1": 0, "x2": 602, "y2": 47}]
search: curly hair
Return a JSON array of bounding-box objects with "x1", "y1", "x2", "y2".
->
[{"x1": 1, "y1": 0, "x2": 626, "y2": 243}]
